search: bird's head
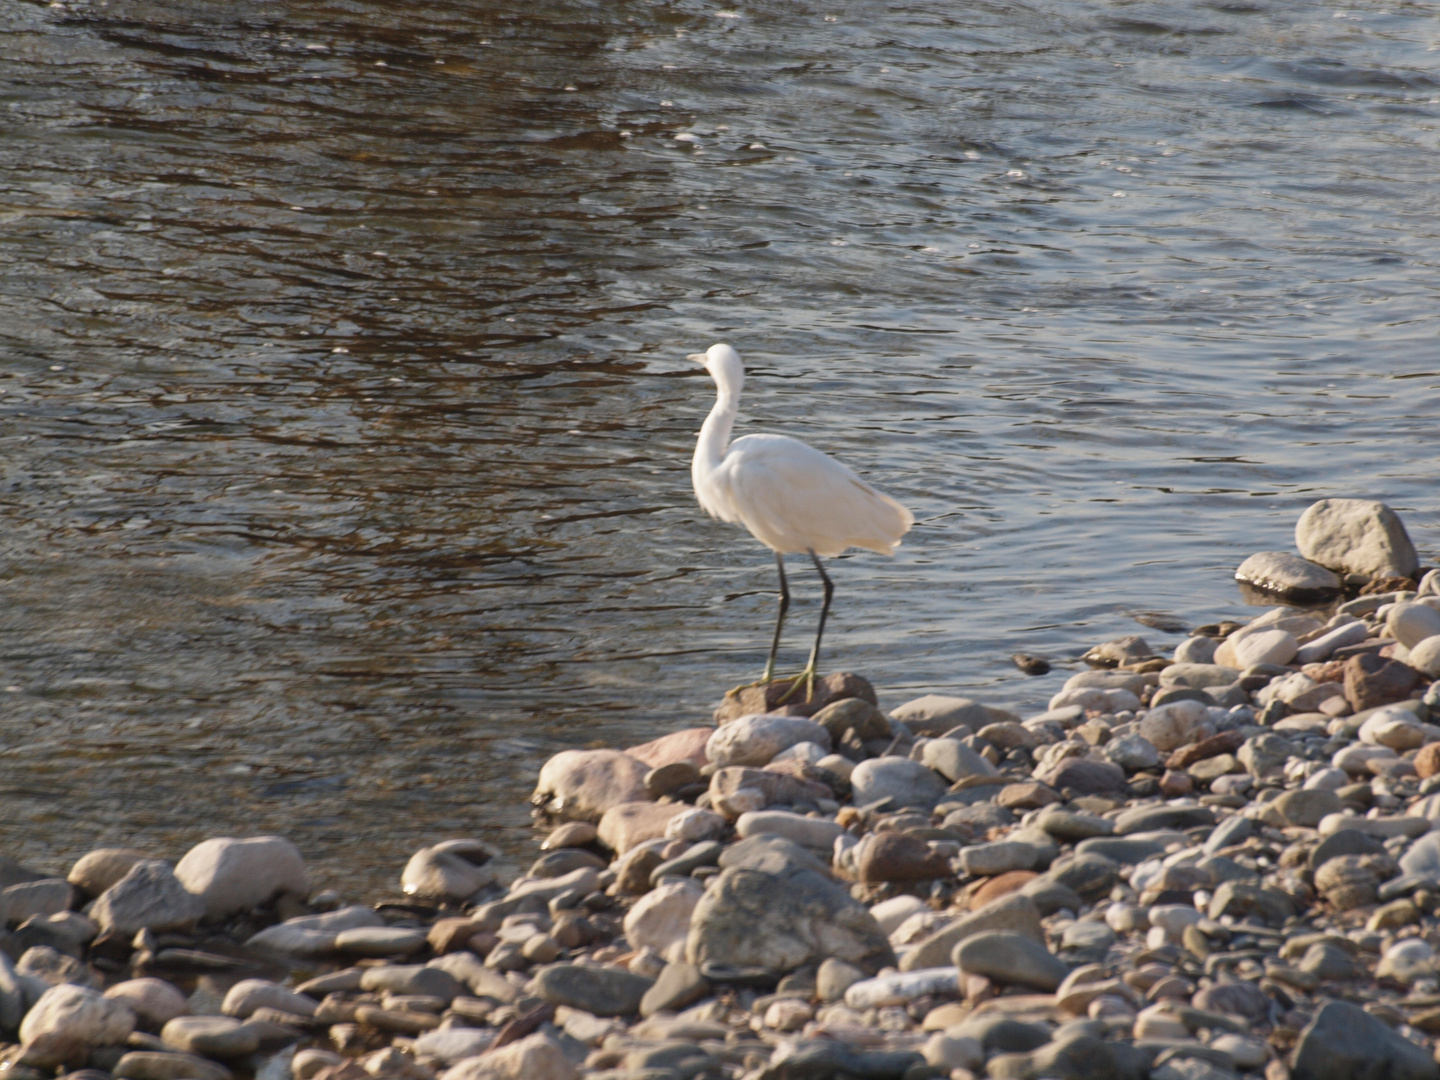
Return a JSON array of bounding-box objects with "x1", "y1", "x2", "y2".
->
[{"x1": 687, "y1": 343, "x2": 744, "y2": 388}]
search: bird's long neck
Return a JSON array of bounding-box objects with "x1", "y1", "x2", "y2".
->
[{"x1": 692, "y1": 371, "x2": 741, "y2": 485}]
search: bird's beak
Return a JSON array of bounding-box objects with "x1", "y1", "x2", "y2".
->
[{"x1": 686, "y1": 352, "x2": 707, "y2": 364}]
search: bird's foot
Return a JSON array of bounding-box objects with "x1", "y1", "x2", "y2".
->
[{"x1": 774, "y1": 664, "x2": 818, "y2": 705}]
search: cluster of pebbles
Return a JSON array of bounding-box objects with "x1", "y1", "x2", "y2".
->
[{"x1": 4, "y1": 498, "x2": 1440, "y2": 1080}]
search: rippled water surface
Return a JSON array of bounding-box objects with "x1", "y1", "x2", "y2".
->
[{"x1": 2, "y1": 0, "x2": 1437, "y2": 892}]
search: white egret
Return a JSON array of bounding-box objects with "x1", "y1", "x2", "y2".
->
[{"x1": 688, "y1": 343, "x2": 914, "y2": 701}]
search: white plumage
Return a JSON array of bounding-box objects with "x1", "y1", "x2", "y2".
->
[{"x1": 688, "y1": 342, "x2": 914, "y2": 694}]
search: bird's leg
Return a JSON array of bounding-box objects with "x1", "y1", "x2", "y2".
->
[
  {"x1": 778, "y1": 550, "x2": 833, "y2": 704},
  {"x1": 761, "y1": 551, "x2": 790, "y2": 684}
]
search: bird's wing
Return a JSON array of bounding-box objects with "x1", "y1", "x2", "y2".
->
[{"x1": 719, "y1": 434, "x2": 914, "y2": 556}]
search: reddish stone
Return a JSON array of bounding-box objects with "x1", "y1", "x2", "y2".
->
[
  {"x1": 996, "y1": 782, "x2": 1061, "y2": 811},
  {"x1": 1416, "y1": 743, "x2": 1440, "y2": 780},
  {"x1": 627, "y1": 728, "x2": 713, "y2": 769},
  {"x1": 1167, "y1": 730, "x2": 1245, "y2": 770},
  {"x1": 969, "y1": 870, "x2": 1038, "y2": 908},
  {"x1": 1159, "y1": 770, "x2": 1194, "y2": 797},
  {"x1": 858, "y1": 833, "x2": 951, "y2": 883},
  {"x1": 1344, "y1": 653, "x2": 1421, "y2": 711},
  {"x1": 428, "y1": 917, "x2": 485, "y2": 954},
  {"x1": 1037, "y1": 756, "x2": 1126, "y2": 795}
]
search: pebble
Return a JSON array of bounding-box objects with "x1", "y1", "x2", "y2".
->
[{"x1": 160, "y1": 1016, "x2": 260, "y2": 1059}]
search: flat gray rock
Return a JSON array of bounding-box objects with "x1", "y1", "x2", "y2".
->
[
  {"x1": 91, "y1": 862, "x2": 203, "y2": 936},
  {"x1": 1292, "y1": 999, "x2": 1438, "y2": 1080},
  {"x1": 686, "y1": 864, "x2": 894, "y2": 975},
  {"x1": 532, "y1": 963, "x2": 654, "y2": 1017},
  {"x1": 954, "y1": 931, "x2": 1069, "y2": 991},
  {"x1": 1235, "y1": 551, "x2": 1341, "y2": 601}
]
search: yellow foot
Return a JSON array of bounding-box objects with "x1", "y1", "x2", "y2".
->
[{"x1": 774, "y1": 666, "x2": 817, "y2": 705}]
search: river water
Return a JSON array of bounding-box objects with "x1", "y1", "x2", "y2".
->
[{"x1": 1, "y1": 0, "x2": 1436, "y2": 893}]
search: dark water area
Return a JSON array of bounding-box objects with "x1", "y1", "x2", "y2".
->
[{"x1": 1, "y1": 0, "x2": 1437, "y2": 893}]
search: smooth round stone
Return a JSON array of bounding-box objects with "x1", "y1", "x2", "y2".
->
[
  {"x1": 1075, "y1": 836, "x2": 1166, "y2": 865},
  {"x1": 112, "y1": 1051, "x2": 232, "y2": 1080},
  {"x1": 953, "y1": 931, "x2": 1068, "y2": 991},
  {"x1": 333, "y1": 926, "x2": 426, "y2": 957},
  {"x1": 1268, "y1": 788, "x2": 1343, "y2": 828},
  {"x1": 541, "y1": 822, "x2": 598, "y2": 850},
  {"x1": 160, "y1": 1016, "x2": 261, "y2": 1059}
]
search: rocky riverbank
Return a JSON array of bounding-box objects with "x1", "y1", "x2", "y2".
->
[{"x1": 3, "y1": 497, "x2": 1440, "y2": 1080}]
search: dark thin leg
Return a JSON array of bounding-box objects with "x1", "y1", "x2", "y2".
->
[
  {"x1": 803, "y1": 550, "x2": 834, "y2": 691},
  {"x1": 778, "y1": 549, "x2": 833, "y2": 704},
  {"x1": 762, "y1": 551, "x2": 790, "y2": 683}
]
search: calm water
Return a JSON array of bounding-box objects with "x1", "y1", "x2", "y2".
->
[{"x1": 1, "y1": 0, "x2": 1437, "y2": 894}]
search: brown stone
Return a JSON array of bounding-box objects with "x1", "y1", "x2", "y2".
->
[
  {"x1": 541, "y1": 822, "x2": 598, "y2": 850},
  {"x1": 858, "y1": 833, "x2": 951, "y2": 883},
  {"x1": 969, "y1": 871, "x2": 1039, "y2": 908},
  {"x1": 996, "y1": 783, "x2": 1060, "y2": 811},
  {"x1": 597, "y1": 802, "x2": 688, "y2": 855},
  {"x1": 427, "y1": 917, "x2": 485, "y2": 954},
  {"x1": 1416, "y1": 744, "x2": 1440, "y2": 780},
  {"x1": 713, "y1": 672, "x2": 876, "y2": 722},
  {"x1": 1344, "y1": 653, "x2": 1421, "y2": 712},
  {"x1": 614, "y1": 847, "x2": 665, "y2": 895},
  {"x1": 1166, "y1": 730, "x2": 1245, "y2": 770},
  {"x1": 626, "y1": 728, "x2": 713, "y2": 769},
  {"x1": 1159, "y1": 771, "x2": 1194, "y2": 797},
  {"x1": 1036, "y1": 757, "x2": 1126, "y2": 795},
  {"x1": 644, "y1": 762, "x2": 702, "y2": 799}
]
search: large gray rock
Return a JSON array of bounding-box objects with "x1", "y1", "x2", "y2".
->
[
  {"x1": 531, "y1": 750, "x2": 650, "y2": 823},
  {"x1": 1235, "y1": 552, "x2": 1341, "y2": 600},
  {"x1": 91, "y1": 862, "x2": 204, "y2": 936},
  {"x1": 18, "y1": 983, "x2": 136, "y2": 1068},
  {"x1": 899, "y1": 893, "x2": 1042, "y2": 972},
  {"x1": 706, "y1": 714, "x2": 830, "y2": 767},
  {"x1": 1296, "y1": 498, "x2": 1420, "y2": 581},
  {"x1": 531, "y1": 964, "x2": 653, "y2": 1018},
  {"x1": 889, "y1": 695, "x2": 990, "y2": 736},
  {"x1": 920, "y1": 739, "x2": 997, "y2": 783},
  {"x1": 1292, "y1": 999, "x2": 1437, "y2": 1080},
  {"x1": 686, "y1": 864, "x2": 894, "y2": 975},
  {"x1": 849, "y1": 758, "x2": 948, "y2": 810},
  {"x1": 953, "y1": 931, "x2": 1068, "y2": 991},
  {"x1": 174, "y1": 837, "x2": 308, "y2": 919}
]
